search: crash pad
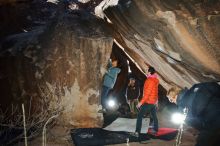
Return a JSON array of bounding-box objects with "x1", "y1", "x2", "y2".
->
[
  {"x1": 71, "y1": 128, "x2": 149, "y2": 146},
  {"x1": 104, "y1": 117, "x2": 149, "y2": 133},
  {"x1": 71, "y1": 127, "x2": 178, "y2": 146},
  {"x1": 148, "y1": 127, "x2": 178, "y2": 140}
]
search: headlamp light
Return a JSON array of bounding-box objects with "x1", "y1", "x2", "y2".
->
[{"x1": 171, "y1": 112, "x2": 186, "y2": 124}]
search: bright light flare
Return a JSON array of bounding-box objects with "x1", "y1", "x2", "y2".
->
[
  {"x1": 171, "y1": 113, "x2": 186, "y2": 124},
  {"x1": 107, "y1": 99, "x2": 116, "y2": 108}
]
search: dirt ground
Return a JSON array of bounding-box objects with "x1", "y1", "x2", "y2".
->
[{"x1": 17, "y1": 109, "x2": 197, "y2": 146}]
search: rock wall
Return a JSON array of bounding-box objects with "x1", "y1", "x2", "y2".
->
[
  {"x1": 0, "y1": 9, "x2": 113, "y2": 127},
  {"x1": 41, "y1": 18, "x2": 113, "y2": 126}
]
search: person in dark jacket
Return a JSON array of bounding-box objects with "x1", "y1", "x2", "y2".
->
[
  {"x1": 167, "y1": 82, "x2": 220, "y2": 146},
  {"x1": 126, "y1": 78, "x2": 140, "y2": 115},
  {"x1": 100, "y1": 59, "x2": 121, "y2": 112}
]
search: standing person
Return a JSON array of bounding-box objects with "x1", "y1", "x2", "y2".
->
[
  {"x1": 99, "y1": 58, "x2": 121, "y2": 112},
  {"x1": 167, "y1": 82, "x2": 220, "y2": 146},
  {"x1": 135, "y1": 66, "x2": 159, "y2": 136},
  {"x1": 126, "y1": 78, "x2": 140, "y2": 116}
]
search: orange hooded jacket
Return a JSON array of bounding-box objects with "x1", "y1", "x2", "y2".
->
[{"x1": 140, "y1": 74, "x2": 159, "y2": 105}]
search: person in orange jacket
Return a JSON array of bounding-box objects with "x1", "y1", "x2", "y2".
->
[{"x1": 134, "y1": 66, "x2": 159, "y2": 137}]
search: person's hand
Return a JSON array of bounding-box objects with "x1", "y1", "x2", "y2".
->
[
  {"x1": 100, "y1": 67, "x2": 107, "y2": 75},
  {"x1": 134, "y1": 99, "x2": 139, "y2": 103},
  {"x1": 155, "y1": 103, "x2": 159, "y2": 110},
  {"x1": 137, "y1": 102, "x2": 142, "y2": 108}
]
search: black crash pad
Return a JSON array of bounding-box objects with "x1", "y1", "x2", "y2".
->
[{"x1": 71, "y1": 128, "x2": 178, "y2": 146}]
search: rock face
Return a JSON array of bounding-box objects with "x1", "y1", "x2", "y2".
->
[
  {"x1": 105, "y1": 0, "x2": 220, "y2": 89},
  {"x1": 40, "y1": 13, "x2": 112, "y2": 127},
  {"x1": 0, "y1": 4, "x2": 113, "y2": 128}
]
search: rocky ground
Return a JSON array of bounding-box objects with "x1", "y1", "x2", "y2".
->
[{"x1": 17, "y1": 109, "x2": 198, "y2": 146}]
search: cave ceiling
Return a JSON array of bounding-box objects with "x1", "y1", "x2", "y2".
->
[
  {"x1": 0, "y1": 0, "x2": 220, "y2": 90},
  {"x1": 104, "y1": 0, "x2": 220, "y2": 89}
]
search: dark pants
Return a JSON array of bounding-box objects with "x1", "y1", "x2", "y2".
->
[
  {"x1": 151, "y1": 105, "x2": 158, "y2": 131},
  {"x1": 135, "y1": 104, "x2": 158, "y2": 133},
  {"x1": 101, "y1": 85, "x2": 111, "y2": 109},
  {"x1": 195, "y1": 118, "x2": 220, "y2": 146},
  {"x1": 196, "y1": 129, "x2": 220, "y2": 146}
]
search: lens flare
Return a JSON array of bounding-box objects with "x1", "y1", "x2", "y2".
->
[
  {"x1": 171, "y1": 113, "x2": 186, "y2": 124},
  {"x1": 108, "y1": 99, "x2": 116, "y2": 108}
]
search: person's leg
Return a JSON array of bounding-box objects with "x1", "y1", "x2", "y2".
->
[
  {"x1": 135, "y1": 104, "x2": 152, "y2": 134},
  {"x1": 195, "y1": 130, "x2": 214, "y2": 146},
  {"x1": 134, "y1": 99, "x2": 138, "y2": 114},
  {"x1": 127, "y1": 100, "x2": 131, "y2": 113},
  {"x1": 101, "y1": 86, "x2": 111, "y2": 109},
  {"x1": 150, "y1": 105, "x2": 158, "y2": 132},
  {"x1": 149, "y1": 111, "x2": 154, "y2": 127},
  {"x1": 130, "y1": 100, "x2": 135, "y2": 113},
  {"x1": 196, "y1": 119, "x2": 220, "y2": 146}
]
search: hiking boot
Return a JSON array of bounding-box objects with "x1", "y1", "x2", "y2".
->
[
  {"x1": 151, "y1": 129, "x2": 158, "y2": 135},
  {"x1": 131, "y1": 132, "x2": 139, "y2": 137}
]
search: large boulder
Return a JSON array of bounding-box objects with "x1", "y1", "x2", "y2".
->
[
  {"x1": 0, "y1": 10, "x2": 113, "y2": 128},
  {"x1": 105, "y1": 0, "x2": 220, "y2": 89}
]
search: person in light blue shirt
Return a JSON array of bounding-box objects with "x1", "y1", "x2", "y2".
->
[{"x1": 100, "y1": 59, "x2": 121, "y2": 112}]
